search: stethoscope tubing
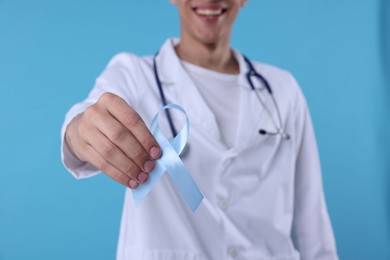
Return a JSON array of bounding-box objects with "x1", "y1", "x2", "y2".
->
[
  {"x1": 153, "y1": 53, "x2": 290, "y2": 140},
  {"x1": 243, "y1": 55, "x2": 290, "y2": 140},
  {"x1": 153, "y1": 54, "x2": 178, "y2": 137}
]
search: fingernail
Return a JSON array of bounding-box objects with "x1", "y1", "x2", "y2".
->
[
  {"x1": 150, "y1": 146, "x2": 161, "y2": 159},
  {"x1": 129, "y1": 179, "x2": 138, "y2": 189},
  {"x1": 138, "y1": 172, "x2": 148, "y2": 183},
  {"x1": 143, "y1": 160, "x2": 155, "y2": 172}
]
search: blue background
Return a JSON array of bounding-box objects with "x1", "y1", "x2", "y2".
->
[{"x1": 0, "y1": 0, "x2": 389, "y2": 259}]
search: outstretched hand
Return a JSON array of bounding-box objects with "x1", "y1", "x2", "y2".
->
[{"x1": 65, "y1": 92, "x2": 161, "y2": 189}]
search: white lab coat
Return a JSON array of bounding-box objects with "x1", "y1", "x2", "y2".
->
[{"x1": 61, "y1": 38, "x2": 338, "y2": 260}]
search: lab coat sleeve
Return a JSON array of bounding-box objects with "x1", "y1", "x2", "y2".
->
[
  {"x1": 291, "y1": 86, "x2": 338, "y2": 260},
  {"x1": 61, "y1": 52, "x2": 140, "y2": 179}
]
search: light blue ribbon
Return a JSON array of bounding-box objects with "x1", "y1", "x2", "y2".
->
[{"x1": 132, "y1": 104, "x2": 203, "y2": 212}]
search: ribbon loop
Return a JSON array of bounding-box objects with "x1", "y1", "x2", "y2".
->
[{"x1": 132, "y1": 104, "x2": 203, "y2": 212}]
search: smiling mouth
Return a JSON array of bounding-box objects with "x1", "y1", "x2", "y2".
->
[{"x1": 192, "y1": 7, "x2": 227, "y2": 17}]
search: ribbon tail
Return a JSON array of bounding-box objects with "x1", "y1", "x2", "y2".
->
[
  {"x1": 168, "y1": 163, "x2": 204, "y2": 212},
  {"x1": 157, "y1": 135, "x2": 204, "y2": 212}
]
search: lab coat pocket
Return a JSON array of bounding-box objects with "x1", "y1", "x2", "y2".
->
[{"x1": 257, "y1": 132, "x2": 280, "y2": 147}]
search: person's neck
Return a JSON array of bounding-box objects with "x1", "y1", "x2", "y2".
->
[{"x1": 175, "y1": 36, "x2": 239, "y2": 75}]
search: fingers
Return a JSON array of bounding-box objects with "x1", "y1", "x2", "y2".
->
[
  {"x1": 88, "y1": 106, "x2": 155, "y2": 174},
  {"x1": 83, "y1": 128, "x2": 143, "y2": 182},
  {"x1": 65, "y1": 92, "x2": 160, "y2": 189},
  {"x1": 82, "y1": 143, "x2": 147, "y2": 189},
  {"x1": 100, "y1": 93, "x2": 161, "y2": 160}
]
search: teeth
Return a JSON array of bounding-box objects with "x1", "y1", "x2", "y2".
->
[{"x1": 196, "y1": 8, "x2": 223, "y2": 16}]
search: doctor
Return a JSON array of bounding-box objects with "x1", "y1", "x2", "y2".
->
[{"x1": 62, "y1": 0, "x2": 338, "y2": 259}]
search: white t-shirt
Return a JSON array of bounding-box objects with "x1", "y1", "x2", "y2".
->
[{"x1": 181, "y1": 60, "x2": 240, "y2": 149}]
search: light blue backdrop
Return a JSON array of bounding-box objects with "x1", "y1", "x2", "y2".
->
[{"x1": 0, "y1": 0, "x2": 389, "y2": 259}]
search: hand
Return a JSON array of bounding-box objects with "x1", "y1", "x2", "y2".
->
[{"x1": 65, "y1": 92, "x2": 161, "y2": 189}]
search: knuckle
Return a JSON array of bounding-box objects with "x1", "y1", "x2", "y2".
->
[
  {"x1": 100, "y1": 143, "x2": 116, "y2": 157},
  {"x1": 139, "y1": 136, "x2": 156, "y2": 150},
  {"x1": 125, "y1": 112, "x2": 141, "y2": 127},
  {"x1": 96, "y1": 159, "x2": 110, "y2": 172},
  {"x1": 99, "y1": 92, "x2": 116, "y2": 104},
  {"x1": 73, "y1": 143, "x2": 88, "y2": 161},
  {"x1": 83, "y1": 105, "x2": 99, "y2": 119},
  {"x1": 121, "y1": 159, "x2": 138, "y2": 176},
  {"x1": 129, "y1": 146, "x2": 147, "y2": 163},
  {"x1": 109, "y1": 126, "x2": 126, "y2": 142},
  {"x1": 124, "y1": 164, "x2": 139, "y2": 179},
  {"x1": 77, "y1": 120, "x2": 89, "y2": 136}
]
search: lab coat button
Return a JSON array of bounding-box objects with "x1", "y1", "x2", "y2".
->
[
  {"x1": 227, "y1": 246, "x2": 239, "y2": 257},
  {"x1": 218, "y1": 198, "x2": 229, "y2": 210}
]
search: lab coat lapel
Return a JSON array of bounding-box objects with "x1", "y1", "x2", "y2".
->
[{"x1": 155, "y1": 39, "x2": 222, "y2": 142}]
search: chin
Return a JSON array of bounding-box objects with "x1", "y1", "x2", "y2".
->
[
  {"x1": 198, "y1": 37, "x2": 220, "y2": 45},
  {"x1": 194, "y1": 30, "x2": 227, "y2": 45}
]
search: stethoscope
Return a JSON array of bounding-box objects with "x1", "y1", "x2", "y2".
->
[{"x1": 153, "y1": 54, "x2": 290, "y2": 140}]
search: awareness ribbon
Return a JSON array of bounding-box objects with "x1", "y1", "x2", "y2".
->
[{"x1": 132, "y1": 104, "x2": 204, "y2": 212}]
